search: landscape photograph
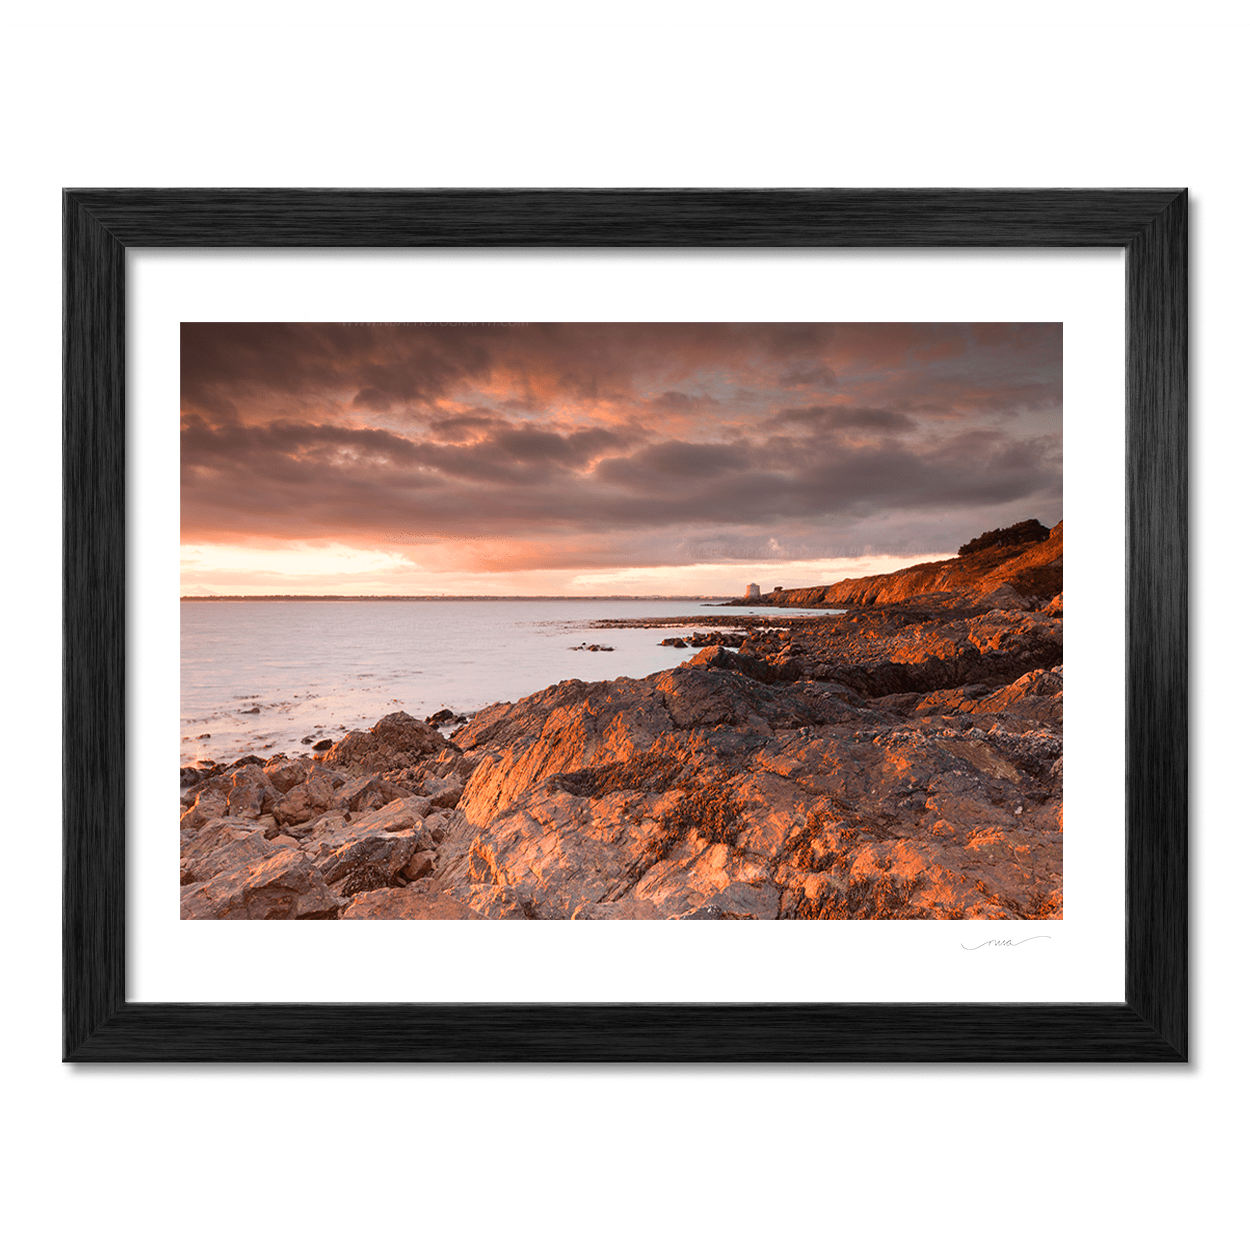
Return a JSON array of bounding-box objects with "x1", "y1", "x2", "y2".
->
[{"x1": 178, "y1": 321, "x2": 1064, "y2": 921}]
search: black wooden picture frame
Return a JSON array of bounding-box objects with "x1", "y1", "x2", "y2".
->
[{"x1": 63, "y1": 188, "x2": 1187, "y2": 1062}]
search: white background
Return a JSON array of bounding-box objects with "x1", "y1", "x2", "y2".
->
[{"x1": 5, "y1": 4, "x2": 1242, "y2": 1248}]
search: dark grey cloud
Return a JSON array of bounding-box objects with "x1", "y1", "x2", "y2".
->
[
  {"x1": 644, "y1": 390, "x2": 721, "y2": 415},
  {"x1": 770, "y1": 405, "x2": 916, "y2": 433},
  {"x1": 597, "y1": 440, "x2": 753, "y2": 484},
  {"x1": 779, "y1": 363, "x2": 839, "y2": 389}
]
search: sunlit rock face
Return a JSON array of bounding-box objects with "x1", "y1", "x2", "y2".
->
[
  {"x1": 762, "y1": 521, "x2": 1063, "y2": 610},
  {"x1": 433, "y1": 657, "x2": 1062, "y2": 920}
]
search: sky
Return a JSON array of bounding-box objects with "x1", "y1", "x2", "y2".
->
[{"x1": 180, "y1": 322, "x2": 1062, "y2": 596}]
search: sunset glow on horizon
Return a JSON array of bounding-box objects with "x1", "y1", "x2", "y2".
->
[{"x1": 181, "y1": 322, "x2": 1061, "y2": 597}]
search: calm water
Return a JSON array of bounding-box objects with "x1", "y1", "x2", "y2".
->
[{"x1": 180, "y1": 599, "x2": 837, "y2": 766}]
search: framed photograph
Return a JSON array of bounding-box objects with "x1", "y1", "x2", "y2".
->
[{"x1": 64, "y1": 189, "x2": 1186, "y2": 1061}]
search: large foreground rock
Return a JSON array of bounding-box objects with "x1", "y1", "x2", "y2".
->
[
  {"x1": 436, "y1": 659, "x2": 1063, "y2": 921},
  {"x1": 453, "y1": 665, "x2": 870, "y2": 828}
]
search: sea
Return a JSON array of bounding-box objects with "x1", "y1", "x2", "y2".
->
[{"x1": 180, "y1": 598, "x2": 838, "y2": 767}]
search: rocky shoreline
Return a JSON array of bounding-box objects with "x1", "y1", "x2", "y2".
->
[{"x1": 181, "y1": 520, "x2": 1063, "y2": 921}]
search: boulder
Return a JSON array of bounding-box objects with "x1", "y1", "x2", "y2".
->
[
  {"x1": 422, "y1": 775, "x2": 464, "y2": 809},
  {"x1": 180, "y1": 762, "x2": 220, "y2": 787},
  {"x1": 343, "y1": 795, "x2": 434, "y2": 834},
  {"x1": 313, "y1": 831, "x2": 423, "y2": 896},
  {"x1": 180, "y1": 818, "x2": 279, "y2": 885},
  {"x1": 400, "y1": 851, "x2": 437, "y2": 881},
  {"x1": 226, "y1": 764, "x2": 282, "y2": 819},
  {"x1": 180, "y1": 848, "x2": 343, "y2": 919},
  {"x1": 180, "y1": 788, "x2": 228, "y2": 830},
  {"x1": 264, "y1": 756, "x2": 309, "y2": 793},
  {"x1": 332, "y1": 774, "x2": 390, "y2": 813},
  {"x1": 272, "y1": 766, "x2": 343, "y2": 826},
  {"x1": 325, "y1": 711, "x2": 447, "y2": 774},
  {"x1": 423, "y1": 811, "x2": 452, "y2": 845}
]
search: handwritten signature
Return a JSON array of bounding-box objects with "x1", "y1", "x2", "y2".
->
[{"x1": 961, "y1": 936, "x2": 1053, "y2": 951}]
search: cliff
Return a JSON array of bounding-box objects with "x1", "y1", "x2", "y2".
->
[{"x1": 761, "y1": 520, "x2": 1063, "y2": 610}]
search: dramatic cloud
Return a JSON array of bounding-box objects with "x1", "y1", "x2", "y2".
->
[{"x1": 181, "y1": 322, "x2": 1061, "y2": 592}]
